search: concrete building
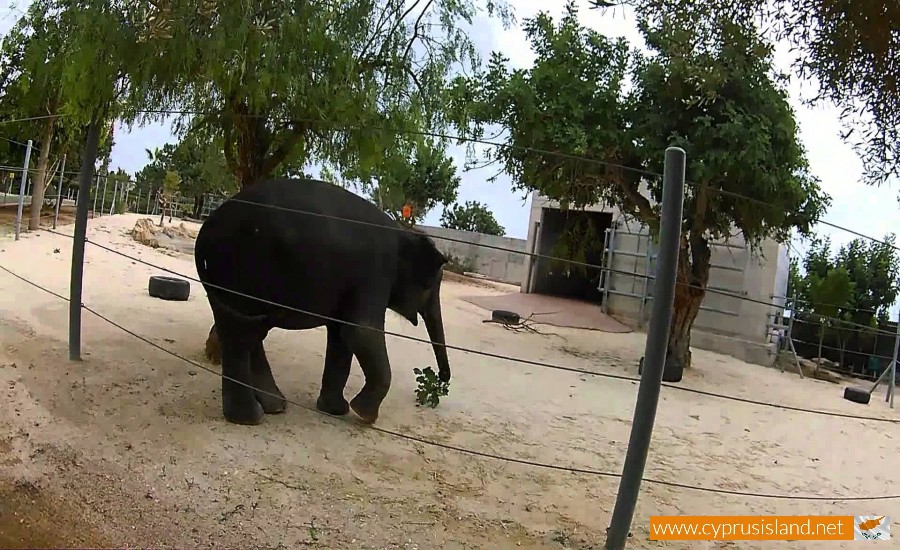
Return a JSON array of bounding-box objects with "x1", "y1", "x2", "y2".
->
[{"x1": 520, "y1": 191, "x2": 790, "y2": 366}]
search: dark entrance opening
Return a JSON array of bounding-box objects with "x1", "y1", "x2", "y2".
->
[{"x1": 531, "y1": 208, "x2": 612, "y2": 304}]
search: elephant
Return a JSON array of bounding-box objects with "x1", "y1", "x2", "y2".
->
[{"x1": 193, "y1": 177, "x2": 451, "y2": 426}]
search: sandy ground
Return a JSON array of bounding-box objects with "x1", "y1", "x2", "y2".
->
[{"x1": 0, "y1": 213, "x2": 898, "y2": 549}]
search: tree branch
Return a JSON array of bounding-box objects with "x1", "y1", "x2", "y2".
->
[
  {"x1": 260, "y1": 124, "x2": 308, "y2": 176},
  {"x1": 615, "y1": 176, "x2": 657, "y2": 228}
]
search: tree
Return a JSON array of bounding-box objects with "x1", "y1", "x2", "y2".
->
[
  {"x1": 789, "y1": 234, "x2": 900, "y2": 368},
  {"x1": 358, "y1": 139, "x2": 461, "y2": 225},
  {"x1": 159, "y1": 170, "x2": 181, "y2": 226},
  {"x1": 449, "y1": 2, "x2": 829, "y2": 380},
  {"x1": 597, "y1": 0, "x2": 900, "y2": 188},
  {"x1": 113, "y1": 0, "x2": 513, "y2": 190},
  {"x1": 168, "y1": 131, "x2": 237, "y2": 219},
  {"x1": 0, "y1": 0, "x2": 124, "y2": 230},
  {"x1": 440, "y1": 200, "x2": 505, "y2": 235}
]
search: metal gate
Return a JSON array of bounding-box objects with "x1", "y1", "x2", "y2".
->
[{"x1": 598, "y1": 222, "x2": 745, "y2": 328}]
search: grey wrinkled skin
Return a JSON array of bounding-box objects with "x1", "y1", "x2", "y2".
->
[{"x1": 194, "y1": 177, "x2": 451, "y2": 426}]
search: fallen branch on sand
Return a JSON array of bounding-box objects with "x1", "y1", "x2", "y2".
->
[{"x1": 482, "y1": 312, "x2": 566, "y2": 340}]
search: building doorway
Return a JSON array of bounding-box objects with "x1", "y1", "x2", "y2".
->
[{"x1": 531, "y1": 208, "x2": 612, "y2": 304}]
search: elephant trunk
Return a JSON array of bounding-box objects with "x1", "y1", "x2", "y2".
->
[{"x1": 422, "y1": 284, "x2": 451, "y2": 383}]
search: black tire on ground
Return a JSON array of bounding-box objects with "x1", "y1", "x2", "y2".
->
[
  {"x1": 638, "y1": 356, "x2": 644, "y2": 375},
  {"x1": 148, "y1": 275, "x2": 191, "y2": 301},
  {"x1": 843, "y1": 386, "x2": 871, "y2": 405},
  {"x1": 491, "y1": 309, "x2": 520, "y2": 324}
]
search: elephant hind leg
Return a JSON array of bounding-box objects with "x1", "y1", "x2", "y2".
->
[
  {"x1": 251, "y1": 339, "x2": 287, "y2": 414},
  {"x1": 218, "y1": 328, "x2": 265, "y2": 425}
]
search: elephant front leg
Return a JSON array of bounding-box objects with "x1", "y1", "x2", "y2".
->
[
  {"x1": 219, "y1": 334, "x2": 265, "y2": 425},
  {"x1": 251, "y1": 340, "x2": 287, "y2": 414},
  {"x1": 317, "y1": 322, "x2": 353, "y2": 416},
  {"x1": 343, "y1": 325, "x2": 392, "y2": 425}
]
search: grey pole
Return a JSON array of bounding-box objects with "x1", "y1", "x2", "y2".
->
[
  {"x1": 53, "y1": 155, "x2": 66, "y2": 229},
  {"x1": 14, "y1": 140, "x2": 33, "y2": 241},
  {"x1": 605, "y1": 147, "x2": 686, "y2": 550},
  {"x1": 109, "y1": 179, "x2": 118, "y2": 215},
  {"x1": 887, "y1": 312, "x2": 899, "y2": 408},
  {"x1": 69, "y1": 121, "x2": 100, "y2": 361},
  {"x1": 99, "y1": 177, "x2": 108, "y2": 216},
  {"x1": 92, "y1": 175, "x2": 99, "y2": 216}
]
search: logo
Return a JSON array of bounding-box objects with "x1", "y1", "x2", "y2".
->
[{"x1": 854, "y1": 516, "x2": 891, "y2": 540}]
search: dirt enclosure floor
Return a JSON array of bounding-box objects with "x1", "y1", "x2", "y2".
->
[{"x1": 0, "y1": 213, "x2": 898, "y2": 549}]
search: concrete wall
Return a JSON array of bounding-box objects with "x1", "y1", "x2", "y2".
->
[
  {"x1": 418, "y1": 225, "x2": 527, "y2": 285},
  {"x1": 522, "y1": 192, "x2": 785, "y2": 367}
]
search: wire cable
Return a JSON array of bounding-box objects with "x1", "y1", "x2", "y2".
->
[
  {"x1": 32, "y1": 224, "x2": 900, "y2": 425},
  {"x1": 0, "y1": 261, "x2": 897, "y2": 501},
  {"x1": 4, "y1": 108, "x2": 898, "y2": 254}
]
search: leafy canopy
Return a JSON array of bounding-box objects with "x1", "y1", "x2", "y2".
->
[
  {"x1": 440, "y1": 200, "x2": 506, "y2": 236},
  {"x1": 113, "y1": 0, "x2": 514, "y2": 187},
  {"x1": 358, "y1": 139, "x2": 461, "y2": 224},
  {"x1": 790, "y1": 234, "x2": 900, "y2": 325},
  {"x1": 449, "y1": 1, "x2": 829, "y2": 253},
  {"x1": 594, "y1": 0, "x2": 900, "y2": 187}
]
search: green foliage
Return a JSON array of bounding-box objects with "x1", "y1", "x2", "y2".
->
[
  {"x1": 162, "y1": 170, "x2": 181, "y2": 195},
  {"x1": 134, "y1": 134, "x2": 236, "y2": 205},
  {"x1": 440, "y1": 200, "x2": 505, "y2": 236},
  {"x1": 0, "y1": 0, "x2": 117, "y2": 176},
  {"x1": 792, "y1": 234, "x2": 900, "y2": 325},
  {"x1": 443, "y1": 254, "x2": 476, "y2": 275},
  {"x1": 448, "y1": 1, "x2": 830, "y2": 367},
  {"x1": 413, "y1": 366, "x2": 449, "y2": 408},
  {"x1": 356, "y1": 139, "x2": 461, "y2": 224},
  {"x1": 601, "y1": 0, "x2": 900, "y2": 187},
  {"x1": 450, "y1": 1, "x2": 828, "y2": 250},
  {"x1": 806, "y1": 267, "x2": 854, "y2": 320},
  {"x1": 109, "y1": 0, "x2": 513, "y2": 189}
]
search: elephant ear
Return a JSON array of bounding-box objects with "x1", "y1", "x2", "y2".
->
[{"x1": 399, "y1": 229, "x2": 447, "y2": 287}]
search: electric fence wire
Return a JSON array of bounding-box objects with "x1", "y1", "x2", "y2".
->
[
  {"x1": 3, "y1": 160, "x2": 897, "y2": 336},
  {"x1": 0, "y1": 259, "x2": 898, "y2": 502},
  {"x1": 2, "y1": 106, "x2": 899, "y2": 255},
  {"x1": 8, "y1": 219, "x2": 895, "y2": 426}
]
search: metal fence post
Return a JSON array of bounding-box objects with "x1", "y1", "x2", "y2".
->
[
  {"x1": 99, "y1": 176, "x2": 108, "y2": 216},
  {"x1": 70, "y1": 121, "x2": 100, "y2": 361},
  {"x1": 887, "y1": 313, "x2": 899, "y2": 408},
  {"x1": 14, "y1": 140, "x2": 33, "y2": 241},
  {"x1": 109, "y1": 179, "x2": 118, "y2": 215},
  {"x1": 605, "y1": 147, "x2": 686, "y2": 550},
  {"x1": 816, "y1": 317, "x2": 825, "y2": 372},
  {"x1": 53, "y1": 154, "x2": 66, "y2": 229},
  {"x1": 92, "y1": 175, "x2": 99, "y2": 216}
]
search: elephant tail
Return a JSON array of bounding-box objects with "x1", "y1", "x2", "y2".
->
[{"x1": 196, "y1": 258, "x2": 269, "y2": 325}]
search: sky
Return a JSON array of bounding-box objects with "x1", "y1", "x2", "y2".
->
[{"x1": 1, "y1": 0, "x2": 897, "y2": 256}]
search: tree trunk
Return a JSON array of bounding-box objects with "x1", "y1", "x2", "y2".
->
[
  {"x1": 192, "y1": 194, "x2": 205, "y2": 219},
  {"x1": 663, "y1": 235, "x2": 712, "y2": 382},
  {"x1": 28, "y1": 114, "x2": 57, "y2": 230}
]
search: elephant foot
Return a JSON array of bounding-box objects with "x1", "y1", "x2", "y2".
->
[
  {"x1": 255, "y1": 388, "x2": 287, "y2": 415},
  {"x1": 349, "y1": 393, "x2": 380, "y2": 425},
  {"x1": 316, "y1": 393, "x2": 350, "y2": 416},
  {"x1": 223, "y1": 392, "x2": 266, "y2": 426}
]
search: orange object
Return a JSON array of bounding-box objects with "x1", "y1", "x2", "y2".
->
[
  {"x1": 401, "y1": 203, "x2": 413, "y2": 219},
  {"x1": 649, "y1": 516, "x2": 856, "y2": 541}
]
